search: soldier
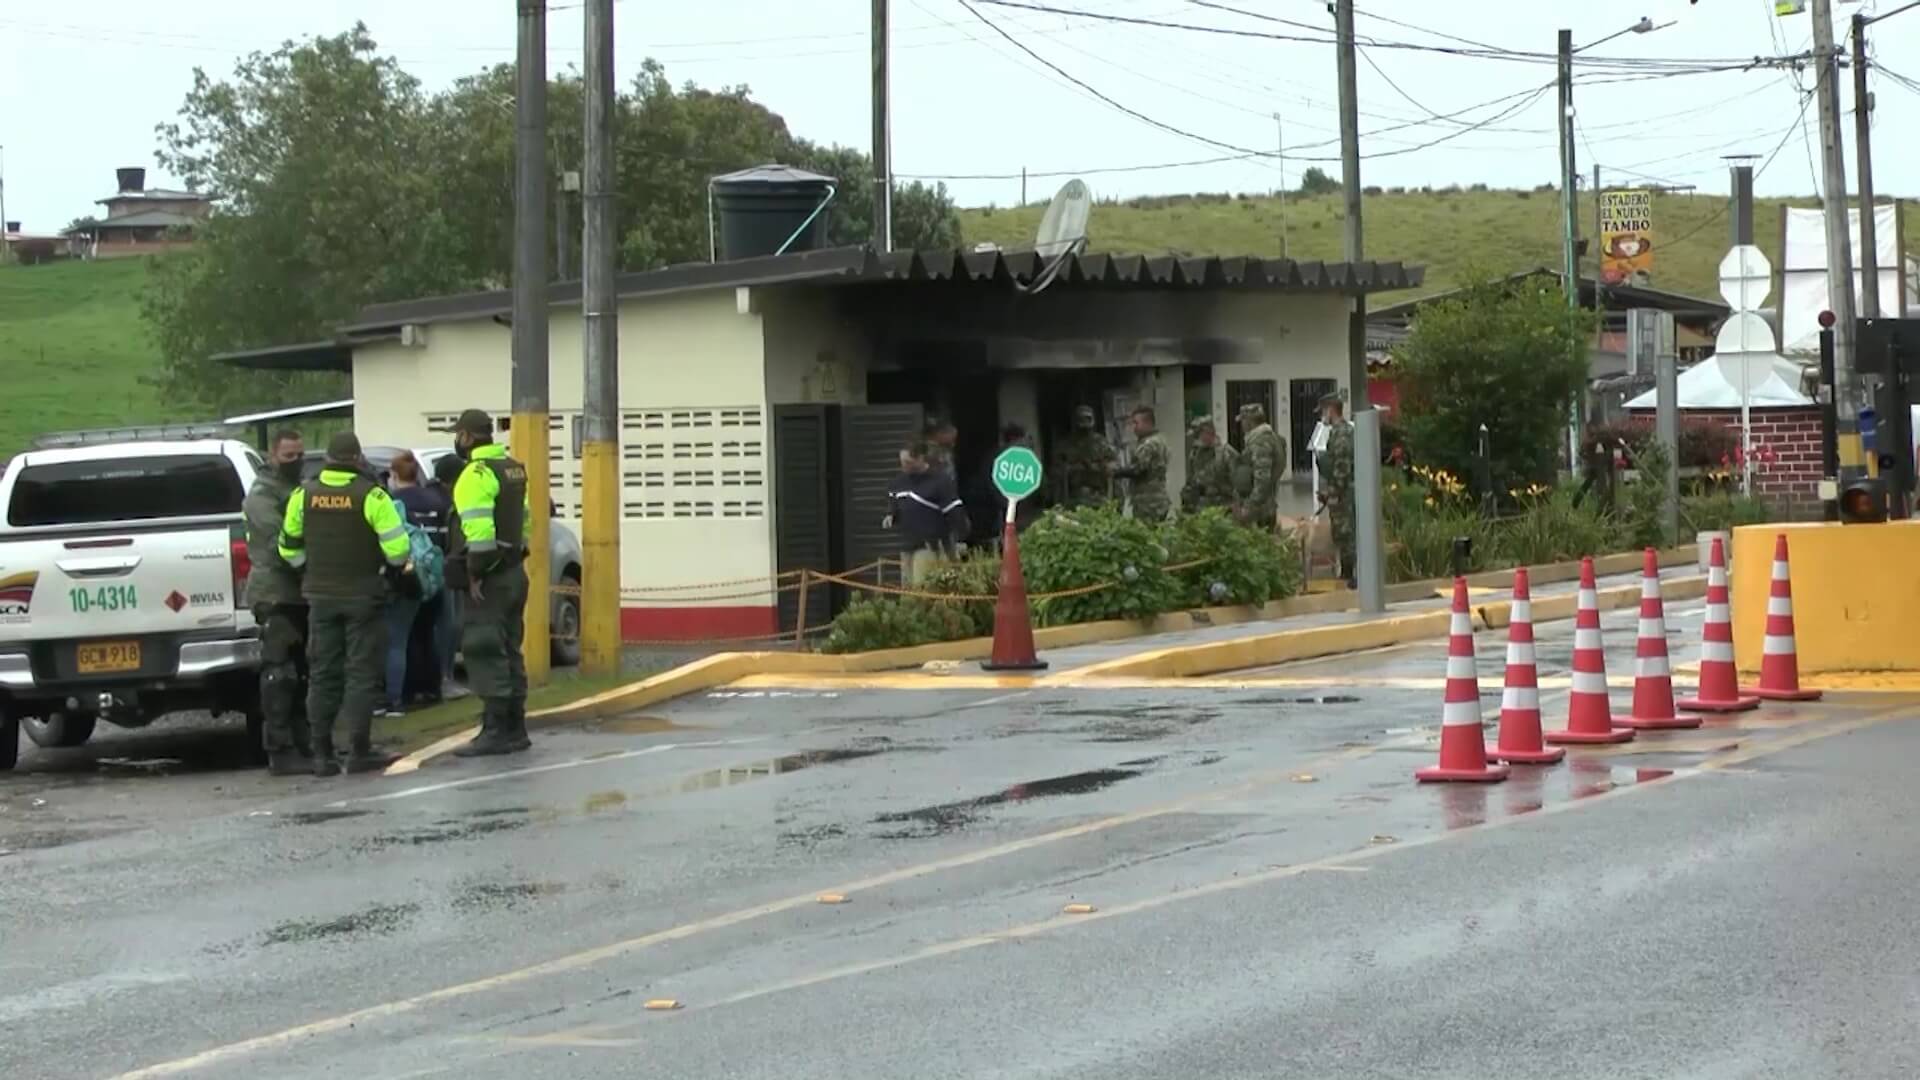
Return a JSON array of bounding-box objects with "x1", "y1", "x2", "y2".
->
[
  {"x1": 1054, "y1": 404, "x2": 1115, "y2": 509},
  {"x1": 446, "y1": 409, "x2": 534, "y2": 758},
  {"x1": 278, "y1": 432, "x2": 412, "y2": 776},
  {"x1": 1317, "y1": 393, "x2": 1357, "y2": 587},
  {"x1": 1182, "y1": 415, "x2": 1238, "y2": 513},
  {"x1": 1235, "y1": 402, "x2": 1287, "y2": 530},
  {"x1": 245, "y1": 429, "x2": 312, "y2": 776},
  {"x1": 1111, "y1": 405, "x2": 1171, "y2": 523},
  {"x1": 924, "y1": 417, "x2": 959, "y2": 486}
]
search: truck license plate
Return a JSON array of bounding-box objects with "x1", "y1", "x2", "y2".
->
[{"x1": 76, "y1": 641, "x2": 141, "y2": 674}]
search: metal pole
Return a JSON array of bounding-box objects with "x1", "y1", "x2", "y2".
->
[
  {"x1": 870, "y1": 0, "x2": 892, "y2": 251},
  {"x1": 1819, "y1": 324, "x2": 1841, "y2": 520},
  {"x1": 1732, "y1": 164, "x2": 1758, "y2": 498},
  {"x1": 1353, "y1": 409, "x2": 1385, "y2": 614},
  {"x1": 1812, "y1": 0, "x2": 1860, "y2": 421},
  {"x1": 1335, "y1": 0, "x2": 1366, "y2": 406},
  {"x1": 1559, "y1": 29, "x2": 1583, "y2": 480},
  {"x1": 1591, "y1": 163, "x2": 1602, "y2": 282},
  {"x1": 1274, "y1": 111, "x2": 1289, "y2": 259},
  {"x1": 1853, "y1": 13, "x2": 1880, "y2": 320},
  {"x1": 512, "y1": 0, "x2": 552, "y2": 687},
  {"x1": 580, "y1": 0, "x2": 620, "y2": 677},
  {"x1": 1656, "y1": 328, "x2": 1680, "y2": 543}
]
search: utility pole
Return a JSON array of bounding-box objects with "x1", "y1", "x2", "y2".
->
[
  {"x1": 1019, "y1": 167, "x2": 1026, "y2": 207},
  {"x1": 512, "y1": 0, "x2": 553, "y2": 687},
  {"x1": 1274, "y1": 112, "x2": 1290, "y2": 259},
  {"x1": 870, "y1": 0, "x2": 892, "y2": 251},
  {"x1": 1558, "y1": 29, "x2": 1583, "y2": 478},
  {"x1": 554, "y1": 176, "x2": 573, "y2": 282},
  {"x1": 1333, "y1": 0, "x2": 1381, "y2": 612},
  {"x1": 1852, "y1": 12, "x2": 1879, "y2": 319},
  {"x1": 580, "y1": 0, "x2": 620, "y2": 677},
  {"x1": 1811, "y1": 0, "x2": 1860, "y2": 421},
  {"x1": 1591, "y1": 163, "x2": 1602, "y2": 281}
]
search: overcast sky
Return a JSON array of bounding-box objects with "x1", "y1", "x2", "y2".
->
[{"x1": 6, "y1": 0, "x2": 1919, "y2": 236}]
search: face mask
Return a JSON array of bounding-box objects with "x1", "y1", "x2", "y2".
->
[
  {"x1": 455, "y1": 440, "x2": 473, "y2": 461},
  {"x1": 276, "y1": 459, "x2": 304, "y2": 482}
]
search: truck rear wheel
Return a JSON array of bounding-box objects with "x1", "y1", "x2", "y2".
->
[
  {"x1": 0, "y1": 713, "x2": 17, "y2": 770},
  {"x1": 23, "y1": 712, "x2": 97, "y2": 749}
]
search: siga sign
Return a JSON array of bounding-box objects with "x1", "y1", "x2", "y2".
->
[{"x1": 992, "y1": 446, "x2": 1044, "y2": 501}]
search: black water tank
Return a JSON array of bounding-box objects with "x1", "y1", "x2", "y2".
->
[
  {"x1": 711, "y1": 164, "x2": 836, "y2": 261},
  {"x1": 116, "y1": 166, "x2": 146, "y2": 194}
]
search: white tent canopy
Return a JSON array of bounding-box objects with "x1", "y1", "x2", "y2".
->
[{"x1": 1623, "y1": 354, "x2": 1810, "y2": 410}]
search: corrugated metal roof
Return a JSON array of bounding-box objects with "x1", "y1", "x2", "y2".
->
[
  {"x1": 341, "y1": 245, "x2": 1425, "y2": 335},
  {"x1": 77, "y1": 209, "x2": 201, "y2": 231},
  {"x1": 97, "y1": 188, "x2": 212, "y2": 204}
]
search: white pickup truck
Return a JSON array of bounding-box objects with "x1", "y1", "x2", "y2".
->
[{"x1": 0, "y1": 439, "x2": 265, "y2": 769}]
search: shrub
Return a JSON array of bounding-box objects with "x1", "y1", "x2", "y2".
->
[
  {"x1": 1586, "y1": 418, "x2": 1739, "y2": 470},
  {"x1": 820, "y1": 596, "x2": 974, "y2": 654},
  {"x1": 1021, "y1": 506, "x2": 1182, "y2": 626},
  {"x1": 1383, "y1": 466, "x2": 1494, "y2": 581},
  {"x1": 1681, "y1": 492, "x2": 1774, "y2": 534},
  {"x1": 917, "y1": 554, "x2": 1002, "y2": 637},
  {"x1": 1298, "y1": 166, "x2": 1341, "y2": 196},
  {"x1": 1617, "y1": 439, "x2": 1675, "y2": 548},
  {"x1": 1491, "y1": 484, "x2": 1619, "y2": 566},
  {"x1": 1159, "y1": 508, "x2": 1302, "y2": 608},
  {"x1": 1362, "y1": 184, "x2": 1383, "y2": 196}
]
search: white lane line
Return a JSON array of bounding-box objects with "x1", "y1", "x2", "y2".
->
[{"x1": 330, "y1": 737, "x2": 764, "y2": 807}]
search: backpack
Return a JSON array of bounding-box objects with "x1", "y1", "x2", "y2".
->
[{"x1": 406, "y1": 522, "x2": 445, "y2": 601}]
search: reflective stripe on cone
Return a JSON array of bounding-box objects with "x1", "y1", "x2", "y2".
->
[
  {"x1": 1546, "y1": 556, "x2": 1635, "y2": 745},
  {"x1": 1620, "y1": 546, "x2": 1703, "y2": 730},
  {"x1": 1416, "y1": 577, "x2": 1510, "y2": 783},
  {"x1": 1678, "y1": 535, "x2": 1761, "y2": 712},
  {"x1": 1488, "y1": 567, "x2": 1564, "y2": 765}
]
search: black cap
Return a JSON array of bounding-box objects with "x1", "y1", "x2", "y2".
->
[
  {"x1": 441, "y1": 408, "x2": 494, "y2": 437},
  {"x1": 325, "y1": 431, "x2": 362, "y2": 464},
  {"x1": 432, "y1": 453, "x2": 465, "y2": 486}
]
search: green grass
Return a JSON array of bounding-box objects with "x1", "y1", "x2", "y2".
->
[
  {"x1": 959, "y1": 187, "x2": 1920, "y2": 303},
  {"x1": 0, "y1": 258, "x2": 175, "y2": 457}
]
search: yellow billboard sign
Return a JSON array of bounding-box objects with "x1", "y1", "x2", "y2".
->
[{"x1": 1599, "y1": 189, "x2": 1654, "y2": 285}]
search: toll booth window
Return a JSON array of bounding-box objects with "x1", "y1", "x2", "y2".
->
[{"x1": 7, "y1": 455, "x2": 245, "y2": 527}]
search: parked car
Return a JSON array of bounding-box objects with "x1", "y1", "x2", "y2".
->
[
  {"x1": 0, "y1": 439, "x2": 264, "y2": 769},
  {"x1": 302, "y1": 446, "x2": 583, "y2": 666}
]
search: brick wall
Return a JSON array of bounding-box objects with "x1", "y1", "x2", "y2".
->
[{"x1": 1691, "y1": 407, "x2": 1823, "y2": 516}]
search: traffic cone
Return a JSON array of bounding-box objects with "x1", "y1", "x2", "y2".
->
[
  {"x1": 1415, "y1": 578, "x2": 1510, "y2": 783},
  {"x1": 1677, "y1": 536, "x2": 1760, "y2": 712},
  {"x1": 1546, "y1": 557, "x2": 1635, "y2": 745},
  {"x1": 980, "y1": 521, "x2": 1047, "y2": 671},
  {"x1": 1487, "y1": 567, "x2": 1564, "y2": 765},
  {"x1": 1750, "y1": 532, "x2": 1822, "y2": 702},
  {"x1": 1618, "y1": 547, "x2": 1702, "y2": 730}
]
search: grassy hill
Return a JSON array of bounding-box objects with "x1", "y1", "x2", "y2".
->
[
  {"x1": 0, "y1": 258, "x2": 175, "y2": 456},
  {"x1": 958, "y1": 187, "x2": 1920, "y2": 302}
]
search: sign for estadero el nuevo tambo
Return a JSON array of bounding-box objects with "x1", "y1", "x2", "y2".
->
[{"x1": 1599, "y1": 189, "x2": 1654, "y2": 285}]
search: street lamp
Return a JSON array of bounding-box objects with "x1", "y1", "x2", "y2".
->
[{"x1": 1576, "y1": 17, "x2": 1672, "y2": 53}]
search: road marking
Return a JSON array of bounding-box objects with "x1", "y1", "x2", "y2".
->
[
  {"x1": 385, "y1": 728, "x2": 479, "y2": 776},
  {"x1": 331, "y1": 738, "x2": 760, "y2": 808},
  {"x1": 111, "y1": 736, "x2": 1411, "y2": 1079}
]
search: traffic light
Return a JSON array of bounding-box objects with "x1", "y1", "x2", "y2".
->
[{"x1": 1840, "y1": 478, "x2": 1889, "y2": 524}]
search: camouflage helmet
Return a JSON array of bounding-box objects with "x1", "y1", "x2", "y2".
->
[
  {"x1": 1188, "y1": 414, "x2": 1217, "y2": 436},
  {"x1": 1237, "y1": 401, "x2": 1267, "y2": 424},
  {"x1": 1072, "y1": 404, "x2": 1096, "y2": 424}
]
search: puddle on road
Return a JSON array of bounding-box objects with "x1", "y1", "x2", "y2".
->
[
  {"x1": 1235, "y1": 694, "x2": 1362, "y2": 706},
  {"x1": 260, "y1": 901, "x2": 420, "y2": 946},
  {"x1": 279, "y1": 809, "x2": 374, "y2": 826},
  {"x1": 352, "y1": 815, "x2": 530, "y2": 853},
  {"x1": 873, "y1": 766, "x2": 1146, "y2": 839},
  {"x1": 1433, "y1": 759, "x2": 1682, "y2": 830},
  {"x1": 451, "y1": 880, "x2": 567, "y2": 913}
]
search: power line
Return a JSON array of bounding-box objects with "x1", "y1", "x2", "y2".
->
[{"x1": 1659, "y1": 90, "x2": 1815, "y2": 251}]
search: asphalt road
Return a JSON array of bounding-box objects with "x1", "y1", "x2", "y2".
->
[{"x1": 4, "y1": 603, "x2": 1918, "y2": 1080}]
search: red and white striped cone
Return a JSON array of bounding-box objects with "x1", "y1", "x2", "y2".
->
[
  {"x1": 1749, "y1": 532, "x2": 1822, "y2": 702},
  {"x1": 1546, "y1": 557, "x2": 1635, "y2": 745},
  {"x1": 1415, "y1": 578, "x2": 1510, "y2": 783},
  {"x1": 1618, "y1": 547, "x2": 1702, "y2": 730},
  {"x1": 1487, "y1": 567, "x2": 1564, "y2": 765},
  {"x1": 1677, "y1": 536, "x2": 1760, "y2": 712}
]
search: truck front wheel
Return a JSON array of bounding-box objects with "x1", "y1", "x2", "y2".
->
[{"x1": 23, "y1": 712, "x2": 97, "y2": 749}]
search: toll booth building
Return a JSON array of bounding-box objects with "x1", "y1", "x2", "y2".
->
[{"x1": 222, "y1": 245, "x2": 1422, "y2": 641}]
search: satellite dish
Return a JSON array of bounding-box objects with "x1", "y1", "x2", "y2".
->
[{"x1": 1035, "y1": 179, "x2": 1092, "y2": 259}]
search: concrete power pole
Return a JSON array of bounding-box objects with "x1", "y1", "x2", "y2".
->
[
  {"x1": 1852, "y1": 12, "x2": 1879, "y2": 319},
  {"x1": 1333, "y1": 0, "x2": 1382, "y2": 612},
  {"x1": 512, "y1": 0, "x2": 553, "y2": 686},
  {"x1": 1811, "y1": 0, "x2": 1860, "y2": 421},
  {"x1": 580, "y1": 0, "x2": 620, "y2": 677},
  {"x1": 1557, "y1": 29, "x2": 1585, "y2": 481},
  {"x1": 870, "y1": 0, "x2": 892, "y2": 252}
]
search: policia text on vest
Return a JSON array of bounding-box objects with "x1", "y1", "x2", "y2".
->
[
  {"x1": 446, "y1": 409, "x2": 535, "y2": 758},
  {"x1": 278, "y1": 433, "x2": 411, "y2": 776}
]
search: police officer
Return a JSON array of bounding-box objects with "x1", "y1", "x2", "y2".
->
[
  {"x1": 278, "y1": 432, "x2": 412, "y2": 776},
  {"x1": 1316, "y1": 394, "x2": 1357, "y2": 588},
  {"x1": 1055, "y1": 404, "x2": 1115, "y2": 509},
  {"x1": 1235, "y1": 402, "x2": 1287, "y2": 529},
  {"x1": 1111, "y1": 405, "x2": 1171, "y2": 523},
  {"x1": 1182, "y1": 415, "x2": 1238, "y2": 513},
  {"x1": 245, "y1": 429, "x2": 312, "y2": 776},
  {"x1": 446, "y1": 409, "x2": 534, "y2": 758}
]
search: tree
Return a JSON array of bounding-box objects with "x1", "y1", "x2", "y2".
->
[
  {"x1": 789, "y1": 141, "x2": 960, "y2": 253},
  {"x1": 1390, "y1": 274, "x2": 1595, "y2": 497},
  {"x1": 1297, "y1": 167, "x2": 1340, "y2": 196}
]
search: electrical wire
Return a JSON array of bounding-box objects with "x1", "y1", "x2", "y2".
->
[{"x1": 1658, "y1": 90, "x2": 1815, "y2": 252}]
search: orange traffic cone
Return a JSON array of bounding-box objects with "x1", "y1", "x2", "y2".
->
[
  {"x1": 1487, "y1": 568, "x2": 1564, "y2": 765},
  {"x1": 1677, "y1": 536, "x2": 1759, "y2": 712},
  {"x1": 980, "y1": 521, "x2": 1047, "y2": 671},
  {"x1": 1416, "y1": 578, "x2": 1510, "y2": 783},
  {"x1": 1619, "y1": 548, "x2": 1701, "y2": 730},
  {"x1": 1750, "y1": 532, "x2": 1822, "y2": 702},
  {"x1": 1546, "y1": 557, "x2": 1635, "y2": 745}
]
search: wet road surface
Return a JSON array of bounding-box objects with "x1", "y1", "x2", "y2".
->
[{"x1": 5, "y1": 603, "x2": 1919, "y2": 1079}]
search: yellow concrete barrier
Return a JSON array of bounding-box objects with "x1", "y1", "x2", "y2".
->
[{"x1": 1731, "y1": 520, "x2": 1920, "y2": 675}]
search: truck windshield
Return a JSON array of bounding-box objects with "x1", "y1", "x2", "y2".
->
[{"x1": 6, "y1": 454, "x2": 244, "y2": 527}]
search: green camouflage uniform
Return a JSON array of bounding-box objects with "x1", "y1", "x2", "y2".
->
[
  {"x1": 926, "y1": 441, "x2": 957, "y2": 487},
  {"x1": 1238, "y1": 409, "x2": 1287, "y2": 528},
  {"x1": 1182, "y1": 418, "x2": 1238, "y2": 512},
  {"x1": 1055, "y1": 410, "x2": 1115, "y2": 509},
  {"x1": 1321, "y1": 417, "x2": 1357, "y2": 579},
  {"x1": 1115, "y1": 429, "x2": 1171, "y2": 523}
]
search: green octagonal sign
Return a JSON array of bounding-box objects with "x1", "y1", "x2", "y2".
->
[{"x1": 992, "y1": 445, "x2": 1044, "y2": 502}]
